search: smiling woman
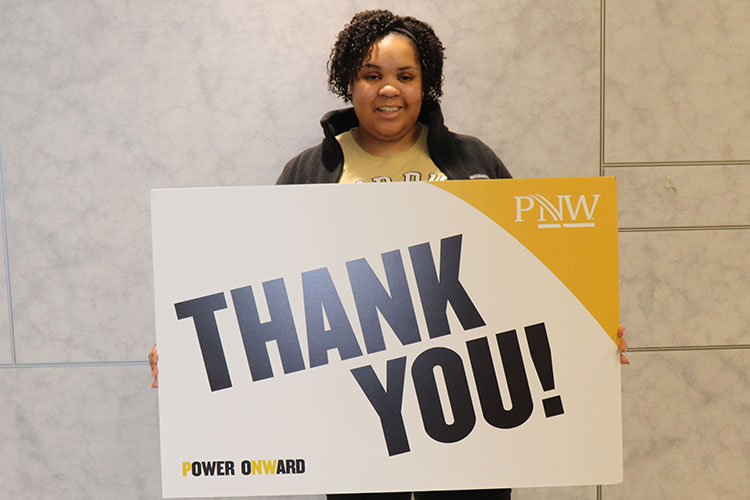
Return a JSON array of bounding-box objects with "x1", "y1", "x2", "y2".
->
[{"x1": 276, "y1": 9, "x2": 512, "y2": 185}]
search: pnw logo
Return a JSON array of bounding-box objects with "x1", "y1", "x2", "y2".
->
[{"x1": 514, "y1": 194, "x2": 601, "y2": 229}]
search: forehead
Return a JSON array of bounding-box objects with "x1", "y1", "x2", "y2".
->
[{"x1": 365, "y1": 32, "x2": 420, "y2": 65}]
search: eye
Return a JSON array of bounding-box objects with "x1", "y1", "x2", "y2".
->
[{"x1": 399, "y1": 74, "x2": 415, "y2": 82}]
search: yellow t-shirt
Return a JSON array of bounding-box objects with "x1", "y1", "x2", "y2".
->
[{"x1": 336, "y1": 125, "x2": 447, "y2": 183}]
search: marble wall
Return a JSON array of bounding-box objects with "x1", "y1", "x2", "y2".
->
[
  {"x1": 602, "y1": 1, "x2": 750, "y2": 499},
  {"x1": 0, "y1": 0, "x2": 747, "y2": 499}
]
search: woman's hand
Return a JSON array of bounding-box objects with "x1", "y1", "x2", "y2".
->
[
  {"x1": 617, "y1": 325, "x2": 629, "y2": 365},
  {"x1": 149, "y1": 344, "x2": 159, "y2": 388}
]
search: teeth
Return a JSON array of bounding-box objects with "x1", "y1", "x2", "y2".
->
[{"x1": 378, "y1": 106, "x2": 400, "y2": 112}]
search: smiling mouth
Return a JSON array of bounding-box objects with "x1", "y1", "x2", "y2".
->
[{"x1": 377, "y1": 106, "x2": 401, "y2": 112}]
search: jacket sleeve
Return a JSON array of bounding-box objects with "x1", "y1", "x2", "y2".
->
[
  {"x1": 450, "y1": 133, "x2": 513, "y2": 180},
  {"x1": 475, "y1": 138, "x2": 512, "y2": 180},
  {"x1": 275, "y1": 156, "x2": 300, "y2": 185},
  {"x1": 276, "y1": 142, "x2": 341, "y2": 185}
]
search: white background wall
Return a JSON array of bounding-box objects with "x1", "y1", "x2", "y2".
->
[{"x1": 0, "y1": 1, "x2": 748, "y2": 499}]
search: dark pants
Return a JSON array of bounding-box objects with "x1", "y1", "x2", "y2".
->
[{"x1": 328, "y1": 489, "x2": 512, "y2": 500}]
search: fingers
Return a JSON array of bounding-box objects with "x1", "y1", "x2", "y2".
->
[
  {"x1": 149, "y1": 344, "x2": 159, "y2": 388},
  {"x1": 148, "y1": 344, "x2": 159, "y2": 372},
  {"x1": 617, "y1": 325, "x2": 630, "y2": 365}
]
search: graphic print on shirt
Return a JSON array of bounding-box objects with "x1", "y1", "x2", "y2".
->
[
  {"x1": 337, "y1": 125, "x2": 447, "y2": 184},
  {"x1": 365, "y1": 172, "x2": 448, "y2": 183}
]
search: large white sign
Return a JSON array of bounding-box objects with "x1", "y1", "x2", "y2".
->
[{"x1": 152, "y1": 178, "x2": 623, "y2": 498}]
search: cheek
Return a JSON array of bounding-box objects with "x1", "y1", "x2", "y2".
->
[
  {"x1": 350, "y1": 84, "x2": 371, "y2": 106},
  {"x1": 408, "y1": 77, "x2": 424, "y2": 101},
  {"x1": 406, "y1": 85, "x2": 423, "y2": 105}
]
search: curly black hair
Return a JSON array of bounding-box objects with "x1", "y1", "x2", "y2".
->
[{"x1": 327, "y1": 10, "x2": 445, "y2": 103}]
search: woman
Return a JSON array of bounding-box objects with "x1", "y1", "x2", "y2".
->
[
  {"x1": 150, "y1": 10, "x2": 629, "y2": 500},
  {"x1": 276, "y1": 9, "x2": 511, "y2": 185}
]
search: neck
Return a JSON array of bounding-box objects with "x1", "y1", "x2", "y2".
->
[{"x1": 352, "y1": 123, "x2": 421, "y2": 157}]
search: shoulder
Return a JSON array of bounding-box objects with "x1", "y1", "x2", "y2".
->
[
  {"x1": 276, "y1": 142, "x2": 338, "y2": 185},
  {"x1": 444, "y1": 131, "x2": 513, "y2": 180},
  {"x1": 276, "y1": 108, "x2": 354, "y2": 185},
  {"x1": 421, "y1": 101, "x2": 511, "y2": 180}
]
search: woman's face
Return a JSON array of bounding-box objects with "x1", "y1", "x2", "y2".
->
[{"x1": 350, "y1": 33, "x2": 423, "y2": 150}]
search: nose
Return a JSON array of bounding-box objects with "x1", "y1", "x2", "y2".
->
[{"x1": 378, "y1": 83, "x2": 399, "y2": 97}]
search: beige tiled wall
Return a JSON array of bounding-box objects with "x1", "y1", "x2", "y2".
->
[
  {"x1": 604, "y1": 0, "x2": 750, "y2": 163},
  {"x1": 619, "y1": 230, "x2": 749, "y2": 348},
  {"x1": 603, "y1": 1, "x2": 750, "y2": 499},
  {"x1": 615, "y1": 165, "x2": 750, "y2": 228},
  {"x1": 0, "y1": 0, "x2": 747, "y2": 499},
  {"x1": 602, "y1": 350, "x2": 750, "y2": 500}
]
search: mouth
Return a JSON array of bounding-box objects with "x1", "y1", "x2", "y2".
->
[{"x1": 377, "y1": 106, "x2": 402, "y2": 113}]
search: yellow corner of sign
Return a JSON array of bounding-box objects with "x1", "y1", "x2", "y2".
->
[{"x1": 433, "y1": 178, "x2": 620, "y2": 345}]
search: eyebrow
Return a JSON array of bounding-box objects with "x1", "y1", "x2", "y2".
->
[{"x1": 362, "y1": 63, "x2": 418, "y2": 71}]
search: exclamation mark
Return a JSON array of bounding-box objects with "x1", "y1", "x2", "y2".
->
[{"x1": 524, "y1": 323, "x2": 564, "y2": 418}]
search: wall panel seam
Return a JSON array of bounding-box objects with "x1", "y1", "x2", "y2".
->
[
  {"x1": 604, "y1": 161, "x2": 750, "y2": 168},
  {"x1": 598, "y1": 7, "x2": 610, "y2": 498},
  {"x1": 0, "y1": 360, "x2": 148, "y2": 369},
  {"x1": 599, "y1": 0, "x2": 606, "y2": 177},
  {"x1": 0, "y1": 137, "x2": 15, "y2": 364},
  {"x1": 619, "y1": 225, "x2": 750, "y2": 232},
  {"x1": 629, "y1": 345, "x2": 750, "y2": 352}
]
